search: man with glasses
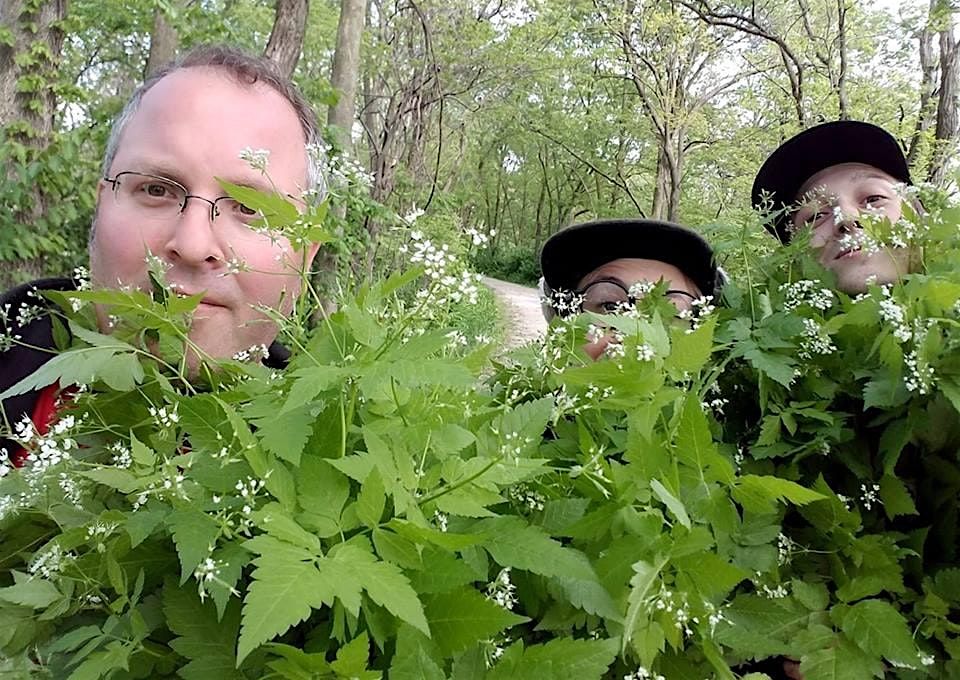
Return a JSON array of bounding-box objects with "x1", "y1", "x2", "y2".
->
[
  {"x1": 0, "y1": 44, "x2": 325, "y2": 464},
  {"x1": 539, "y1": 218, "x2": 721, "y2": 360}
]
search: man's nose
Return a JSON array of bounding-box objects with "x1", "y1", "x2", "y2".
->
[
  {"x1": 833, "y1": 200, "x2": 863, "y2": 234},
  {"x1": 162, "y1": 199, "x2": 227, "y2": 268}
]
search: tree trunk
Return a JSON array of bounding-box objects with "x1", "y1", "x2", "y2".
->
[
  {"x1": 265, "y1": 0, "x2": 309, "y2": 78},
  {"x1": 0, "y1": 0, "x2": 67, "y2": 285},
  {"x1": 0, "y1": 0, "x2": 66, "y2": 146},
  {"x1": 906, "y1": 0, "x2": 938, "y2": 167},
  {"x1": 144, "y1": 5, "x2": 180, "y2": 78},
  {"x1": 928, "y1": 3, "x2": 959, "y2": 186},
  {"x1": 327, "y1": 0, "x2": 365, "y2": 149}
]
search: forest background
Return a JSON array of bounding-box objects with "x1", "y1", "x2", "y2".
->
[{"x1": 2, "y1": 0, "x2": 959, "y2": 295}]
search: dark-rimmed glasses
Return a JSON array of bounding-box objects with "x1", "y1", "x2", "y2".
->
[
  {"x1": 104, "y1": 172, "x2": 263, "y2": 225},
  {"x1": 577, "y1": 278, "x2": 697, "y2": 314}
]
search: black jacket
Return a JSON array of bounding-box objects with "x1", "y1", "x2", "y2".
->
[
  {"x1": 0, "y1": 277, "x2": 75, "y2": 455},
  {"x1": 0, "y1": 277, "x2": 290, "y2": 456}
]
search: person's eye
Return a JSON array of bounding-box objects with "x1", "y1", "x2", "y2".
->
[
  {"x1": 864, "y1": 194, "x2": 888, "y2": 207},
  {"x1": 599, "y1": 300, "x2": 622, "y2": 313},
  {"x1": 141, "y1": 181, "x2": 177, "y2": 199},
  {"x1": 237, "y1": 202, "x2": 258, "y2": 216}
]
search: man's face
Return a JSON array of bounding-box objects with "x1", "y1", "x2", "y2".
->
[
  {"x1": 792, "y1": 162, "x2": 911, "y2": 294},
  {"x1": 576, "y1": 258, "x2": 702, "y2": 361},
  {"x1": 90, "y1": 67, "x2": 319, "y2": 362}
]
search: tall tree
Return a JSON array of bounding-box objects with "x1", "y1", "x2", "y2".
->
[
  {"x1": 265, "y1": 0, "x2": 309, "y2": 77},
  {"x1": 144, "y1": 2, "x2": 185, "y2": 78},
  {"x1": 595, "y1": 0, "x2": 747, "y2": 221},
  {"x1": 0, "y1": 0, "x2": 67, "y2": 145},
  {"x1": 328, "y1": 0, "x2": 365, "y2": 150},
  {"x1": 928, "y1": 0, "x2": 958, "y2": 185}
]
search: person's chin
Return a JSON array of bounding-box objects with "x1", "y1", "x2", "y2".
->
[{"x1": 829, "y1": 256, "x2": 898, "y2": 294}]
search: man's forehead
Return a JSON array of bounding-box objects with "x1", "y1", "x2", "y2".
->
[
  {"x1": 797, "y1": 162, "x2": 898, "y2": 201},
  {"x1": 579, "y1": 258, "x2": 691, "y2": 289}
]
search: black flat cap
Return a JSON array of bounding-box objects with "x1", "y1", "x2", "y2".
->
[{"x1": 540, "y1": 218, "x2": 718, "y2": 298}]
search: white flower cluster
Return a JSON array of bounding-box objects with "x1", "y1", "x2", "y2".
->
[
  {"x1": 760, "y1": 583, "x2": 789, "y2": 599},
  {"x1": 405, "y1": 231, "x2": 483, "y2": 308},
  {"x1": 433, "y1": 509, "x2": 448, "y2": 532},
  {"x1": 132, "y1": 466, "x2": 188, "y2": 511},
  {"x1": 798, "y1": 318, "x2": 837, "y2": 360},
  {"x1": 624, "y1": 668, "x2": 665, "y2": 680},
  {"x1": 236, "y1": 477, "x2": 266, "y2": 516},
  {"x1": 780, "y1": 280, "x2": 834, "y2": 312},
  {"x1": 86, "y1": 521, "x2": 119, "y2": 551},
  {"x1": 327, "y1": 151, "x2": 373, "y2": 190},
  {"x1": 878, "y1": 286, "x2": 911, "y2": 342},
  {"x1": 544, "y1": 289, "x2": 584, "y2": 318},
  {"x1": 650, "y1": 587, "x2": 698, "y2": 637},
  {"x1": 29, "y1": 544, "x2": 75, "y2": 579},
  {"x1": 677, "y1": 295, "x2": 715, "y2": 333},
  {"x1": 499, "y1": 431, "x2": 534, "y2": 461},
  {"x1": 232, "y1": 344, "x2": 270, "y2": 363},
  {"x1": 702, "y1": 397, "x2": 728, "y2": 416},
  {"x1": 509, "y1": 484, "x2": 545, "y2": 512},
  {"x1": 904, "y1": 349, "x2": 936, "y2": 395},
  {"x1": 486, "y1": 567, "x2": 518, "y2": 610},
  {"x1": 193, "y1": 556, "x2": 229, "y2": 602},
  {"x1": 876, "y1": 287, "x2": 936, "y2": 393},
  {"x1": 550, "y1": 386, "x2": 585, "y2": 423},
  {"x1": 637, "y1": 344, "x2": 655, "y2": 362},
  {"x1": 464, "y1": 225, "x2": 496, "y2": 248},
  {"x1": 15, "y1": 414, "x2": 78, "y2": 471},
  {"x1": 109, "y1": 442, "x2": 132, "y2": 469},
  {"x1": 777, "y1": 532, "x2": 794, "y2": 566},
  {"x1": 860, "y1": 483, "x2": 882, "y2": 511},
  {"x1": 59, "y1": 472, "x2": 83, "y2": 506},
  {"x1": 149, "y1": 405, "x2": 179, "y2": 429},
  {"x1": 15, "y1": 301, "x2": 45, "y2": 328},
  {"x1": 239, "y1": 147, "x2": 270, "y2": 173},
  {"x1": 583, "y1": 384, "x2": 615, "y2": 402}
]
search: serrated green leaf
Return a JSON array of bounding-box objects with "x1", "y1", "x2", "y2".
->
[
  {"x1": 801, "y1": 633, "x2": 885, "y2": 680},
  {"x1": 357, "y1": 467, "x2": 386, "y2": 528},
  {"x1": 486, "y1": 637, "x2": 618, "y2": 680},
  {"x1": 667, "y1": 315, "x2": 715, "y2": 374},
  {"x1": 675, "y1": 397, "x2": 733, "y2": 484},
  {"x1": 650, "y1": 479, "x2": 690, "y2": 528},
  {"x1": 424, "y1": 587, "x2": 528, "y2": 656},
  {"x1": 623, "y1": 557, "x2": 668, "y2": 657},
  {"x1": 840, "y1": 599, "x2": 920, "y2": 667},
  {"x1": 164, "y1": 580, "x2": 242, "y2": 679},
  {"x1": 253, "y1": 405, "x2": 313, "y2": 466},
  {"x1": 744, "y1": 347, "x2": 796, "y2": 387},
  {"x1": 168, "y1": 509, "x2": 220, "y2": 585},
  {"x1": 878, "y1": 474, "x2": 917, "y2": 519},
  {"x1": 237, "y1": 554, "x2": 334, "y2": 664},
  {"x1": 390, "y1": 625, "x2": 444, "y2": 680},
  {"x1": 476, "y1": 517, "x2": 597, "y2": 580},
  {"x1": 733, "y1": 475, "x2": 826, "y2": 514},
  {"x1": 78, "y1": 467, "x2": 140, "y2": 493},
  {"x1": 331, "y1": 545, "x2": 429, "y2": 635},
  {"x1": 125, "y1": 507, "x2": 169, "y2": 548},
  {"x1": 0, "y1": 577, "x2": 61, "y2": 608},
  {"x1": 330, "y1": 631, "x2": 378, "y2": 679}
]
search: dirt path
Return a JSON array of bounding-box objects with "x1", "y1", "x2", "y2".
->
[{"x1": 481, "y1": 276, "x2": 548, "y2": 349}]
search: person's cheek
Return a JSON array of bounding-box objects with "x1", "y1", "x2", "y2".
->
[{"x1": 583, "y1": 332, "x2": 617, "y2": 361}]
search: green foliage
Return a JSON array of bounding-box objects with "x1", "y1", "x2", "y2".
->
[{"x1": 470, "y1": 246, "x2": 541, "y2": 287}]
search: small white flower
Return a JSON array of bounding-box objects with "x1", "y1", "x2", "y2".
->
[{"x1": 239, "y1": 147, "x2": 270, "y2": 172}]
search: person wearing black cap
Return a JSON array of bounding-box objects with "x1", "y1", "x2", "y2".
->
[
  {"x1": 539, "y1": 218, "x2": 720, "y2": 360},
  {"x1": 752, "y1": 120, "x2": 915, "y2": 294}
]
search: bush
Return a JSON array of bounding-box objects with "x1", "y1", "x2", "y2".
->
[{"x1": 471, "y1": 245, "x2": 540, "y2": 286}]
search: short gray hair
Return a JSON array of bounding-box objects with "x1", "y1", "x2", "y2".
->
[{"x1": 101, "y1": 44, "x2": 326, "y2": 204}]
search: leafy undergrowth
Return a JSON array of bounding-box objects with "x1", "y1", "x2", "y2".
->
[{"x1": 2, "y1": 197, "x2": 960, "y2": 679}]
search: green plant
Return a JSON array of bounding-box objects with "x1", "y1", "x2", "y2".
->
[{"x1": 2, "y1": 191, "x2": 960, "y2": 679}]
